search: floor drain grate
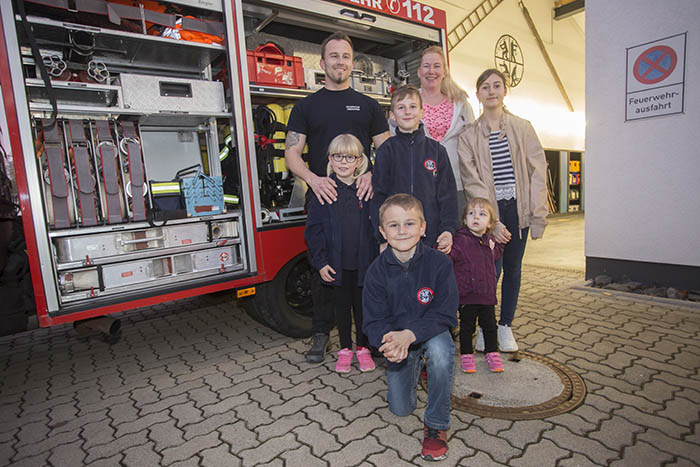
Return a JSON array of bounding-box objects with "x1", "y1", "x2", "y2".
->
[{"x1": 448, "y1": 351, "x2": 587, "y2": 420}]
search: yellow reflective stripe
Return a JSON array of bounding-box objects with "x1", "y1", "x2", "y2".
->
[
  {"x1": 151, "y1": 182, "x2": 181, "y2": 194},
  {"x1": 220, "y1": 133, "x2": 233, "y2": 161},
  {"x1": 219, "y1": 146, "x2": 229, "y2": 161},
  {"x1": 223, "y1": 194, "x2": 239, "y2": 204}
]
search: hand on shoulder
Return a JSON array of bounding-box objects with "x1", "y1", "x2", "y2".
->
[{"x1": 309, "y1": 174, "x2": 337, "y2": 205}]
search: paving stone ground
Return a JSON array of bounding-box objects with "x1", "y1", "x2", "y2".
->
[{"x1": 1, "y1": 265, "x2": 699, "y2": 466}]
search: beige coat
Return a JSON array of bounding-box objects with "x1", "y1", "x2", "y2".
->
[{"x1": 457, "y1": 112, "x2": 548, "y2": 239}]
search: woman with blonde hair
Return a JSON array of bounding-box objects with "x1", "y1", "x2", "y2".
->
[
  {"x1": 457, "y1": 68, "x2": 548, "y2": 353},
  {"x1": 389, "y1": 46, "x2": 475, "y2": 214},
  {"x1": 418, "y1": 46, "x2": 474, "y2": 212}
]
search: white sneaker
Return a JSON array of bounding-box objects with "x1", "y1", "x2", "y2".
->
[
  {"x1": 475, "y1": 327, "x2": 485, "y2": 352},
  {"x1": 498, "y1": 325, "x2": 519, "y2": 352}
]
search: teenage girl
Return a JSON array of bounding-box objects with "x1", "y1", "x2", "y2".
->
[{"x1": 458, "y1": 68, "x2": 548, "y2": 352}]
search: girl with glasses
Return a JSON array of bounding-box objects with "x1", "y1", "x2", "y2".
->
[{"x1": 304, "y1": 134, "x2": 378, "y2": 373}]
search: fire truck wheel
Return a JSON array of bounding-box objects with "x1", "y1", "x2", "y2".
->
[{"x1": 243, "y1": 253, "x2": 313, "y2": 338}]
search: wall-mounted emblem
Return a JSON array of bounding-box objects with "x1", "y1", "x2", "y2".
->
[{"x1": 495, "y1": 34, "x2": 524, "y2": 87}]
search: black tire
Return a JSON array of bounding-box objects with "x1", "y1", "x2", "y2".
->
[
  {"x1": 0, "y1": 220, "x2": 33, "y2": 337},
  {"x1": 241, "y1": 252, "x2": 313, "y2": 338}
]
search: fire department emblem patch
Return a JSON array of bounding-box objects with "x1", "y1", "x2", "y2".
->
[
  {"x1": 417, "y1": 287, "x2": 434, "y2": 304},
  {"x1": 424, "y1": 159, "x2": 436, "y2": 172}
]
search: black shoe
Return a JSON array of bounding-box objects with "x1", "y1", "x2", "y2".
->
[{"x1": 306, "y1": 333, "x2": 330, "y2": 363}]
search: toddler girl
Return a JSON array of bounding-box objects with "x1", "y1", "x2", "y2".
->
[
  {"x1": 304, "y1": 134, "x2": 377, "y2": 373},
  {"x1": 449, "y1": 197, "x2": 508, "y2": 373}
]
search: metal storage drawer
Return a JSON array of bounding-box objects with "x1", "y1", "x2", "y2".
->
[
  {"x1": 54, "y1": 221, "x2": 238, "y2": 263},
  {"x1": 58, "y1": 245, "x2": 241, "y2": 299},
  {"x1": 120, "y1": 73, "x2": 226, "y2": 113}
]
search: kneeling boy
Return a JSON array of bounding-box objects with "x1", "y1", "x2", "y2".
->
[{"x1": 363, "y1": 194, "x2": 459, "y2": 461}]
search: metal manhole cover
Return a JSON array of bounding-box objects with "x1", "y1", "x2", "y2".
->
[{"x1": 426, "y1": 351, "x2": 586, "y2": 420}]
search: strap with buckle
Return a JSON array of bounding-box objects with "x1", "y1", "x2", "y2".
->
[
  {"x1": 66, "y1": 120, "x2": 99, "y2": 226},
  {"x1": 42, "y1": 119, "x2": 71, "y2": 229},
  {"x1": 94, "y1": 120, "x2": 123, "y2": 224},
  {"x1": 120, "y1": 122, "x2": 146, "y2": 221}
]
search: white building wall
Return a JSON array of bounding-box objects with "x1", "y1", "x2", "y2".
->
[
  {"x1": 427, "y1": 0, "x2": 586, "y2": 150},
  {"x1": 585, "y1": 0, "x2": 700, "y2": 269}
]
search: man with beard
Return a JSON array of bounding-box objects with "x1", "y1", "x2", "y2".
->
[{"x1": 285, "y1": 31, "x2": 389, "y2": 363}]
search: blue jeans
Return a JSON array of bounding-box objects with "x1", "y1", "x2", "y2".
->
[
  {"x1": 386, "y1": 330, "x2": 455, "y2": 430},
  {"x1": 495, "y1": 199, "x2": 529, "y2": 326}
]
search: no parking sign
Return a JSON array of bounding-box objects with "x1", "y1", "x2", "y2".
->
[{"x1": 626, "y1": 33, "x2": 686, "y2": 121}]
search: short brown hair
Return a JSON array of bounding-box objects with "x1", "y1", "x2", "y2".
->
[
  {"x1": 379, "y1": 193, "x2": 425, "y2": 226},
  {"x1": 390, "y1": 84, "x2": 422, "y2": 111},
  {"x1": 463, "y1": 197, "x2": 497, "y2": 235},
  {"x1": 320, "y1": 31, "x2": 353, "y2": 60}
]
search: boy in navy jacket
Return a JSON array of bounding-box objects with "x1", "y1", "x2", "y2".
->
[
  {"x1": 363, "y1": 194, "x2": 458, "y2": 461},
  {"x1": 371, "y1": 85, "x2": 458, "y2": 254}
]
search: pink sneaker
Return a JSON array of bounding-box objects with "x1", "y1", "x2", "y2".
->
[
  {"x1": 336, "y1": 348, "x2": 353, "y2": 373},
  {"x1": 485, "y1": 352, "x2": 504, "y2": 372},
  {"x1": 460, "y1": 354, "x2": 476, "y2": 373},
  {"x1": 356, "y1": 346, "x2": 376, "y2": 372}
]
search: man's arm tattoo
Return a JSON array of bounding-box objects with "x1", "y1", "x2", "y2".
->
[{"x1": 286, "y1": 131, "x2": 301, "y2": 148}]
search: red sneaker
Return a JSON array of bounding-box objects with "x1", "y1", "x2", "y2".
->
[{"x1": 421, "y1": 425, "x2": 447, "y2": 461}]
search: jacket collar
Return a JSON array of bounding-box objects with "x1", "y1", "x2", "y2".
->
[
  {"x1": 456, "y1": 226, "x2": 487, "y2": 241},
  {"x1": 384, "y1": 240, "x2": 426, "y2": 267},
  {"x1": 330, "y1": 172, "x2": 357, "y2": 191},
  {"x1": 476, "y1": 111, "x2": 509, "y2": 139},
  {"x1": 394, "y1": 123, "x2": 427, "y2": 143}
]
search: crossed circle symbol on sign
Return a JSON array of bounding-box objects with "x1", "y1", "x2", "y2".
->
[{"x1": 633, "y1": 45, "x2": 677, "y2": 85}]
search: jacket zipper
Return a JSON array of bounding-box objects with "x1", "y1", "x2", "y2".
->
[{"x1": 410, "y1": 134, "x2": 415, "y2": 194}]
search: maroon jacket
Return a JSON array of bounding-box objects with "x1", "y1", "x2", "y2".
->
[{"x1": 449, "y1": 227, "x2": 505, "y2": 305}]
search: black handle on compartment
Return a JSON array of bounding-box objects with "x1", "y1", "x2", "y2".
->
[
  {"x1": 360, "y1": 13, "x2": 376, "y2": 23},
  {"x1": 339, "y1": 8, "x2": 360, "y2": 19}
]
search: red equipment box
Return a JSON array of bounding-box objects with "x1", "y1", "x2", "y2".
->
[{"x1": 247, "y1": 43, "x2": 305, "y2": 88}]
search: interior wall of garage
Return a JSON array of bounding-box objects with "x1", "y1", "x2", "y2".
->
[
  {"x1": 584, "y1": 0, "x2": 700, "y2": 286},
  {"x1": 427, "y1": 0, "x2": 586, "y2": 151}
]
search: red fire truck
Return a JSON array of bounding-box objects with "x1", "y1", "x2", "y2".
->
[{"x1": 0, "y1": 0, "x2": 448, "y2": 338}]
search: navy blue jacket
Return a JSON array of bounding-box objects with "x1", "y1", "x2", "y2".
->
[
  {"x1": 371, "y1": 124, "x2": 459, "y2": 247},
  {"x1": 304, "y1": 175, "x2": 377, "y2": 286},
  {"x1": 362, "y1": 242, "x2": 459, "y2": 349}
]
